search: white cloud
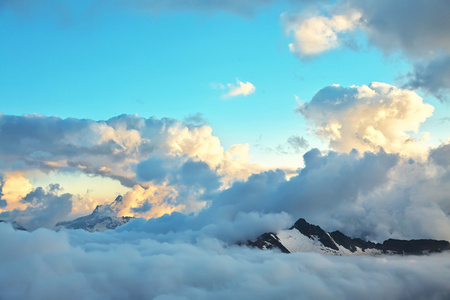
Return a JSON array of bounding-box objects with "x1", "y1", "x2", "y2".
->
[
  {"x1": 221, "y1": 80, "x2": 256, "y2": 99},
  {"x1": 284, "y1": 11, "x2": 362, "y2": 56},
  {"x1": 1, "y1": 221, "x2": 450, "y2": 299},
  {"x1": 298, "y1": 82, "x2": 434, "y2": 157}
]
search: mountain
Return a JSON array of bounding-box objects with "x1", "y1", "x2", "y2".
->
[
  {"x1": 247, "y1": 218, "x2": 450, "y2": 256},
  {"x1": 56, "y1": 195, "x2": 133, "y2": 232},
  {"x1": 0, "y1": 220, "x2": 27, "y2": 231}
]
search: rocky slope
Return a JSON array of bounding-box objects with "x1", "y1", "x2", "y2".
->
[{"x1": 56, "y1": 195, "x2": 133, "y2": 232}]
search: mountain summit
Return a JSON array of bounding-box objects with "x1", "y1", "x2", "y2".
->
[
  {"x1": 56, "y1": 195, "x2": 133, "y2": 232},
  {"x1": 248, "y1": 218, "x2": 450, "y2": 256}
]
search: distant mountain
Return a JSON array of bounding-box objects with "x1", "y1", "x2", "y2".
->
[
  {"x1": 56, "y1": 195, "x2": 133, "y2": 232},
  {"x1": 0, "y1": 220, "x2": 27, "y2": 231},
  {"x1": 248, "y1": 218, "x2": 450, "y2": 256}
]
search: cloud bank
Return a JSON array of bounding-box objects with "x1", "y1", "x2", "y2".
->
[
  {"x1": 1, "y1": 222, "x2": 450, "y2": 300},
  {"x1": 0, "y1": 113, "x2": 265, "y2": 221}
]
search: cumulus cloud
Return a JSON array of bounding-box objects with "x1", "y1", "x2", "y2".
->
[
  {"x1": 283, "y1": 10, "x2": 362, "y2": 56},
  {"x1": 0, "y1": 113, "x2": 262, "y2": 182},
  {"x1": 221, "y1": 80, "x2": 256, "y2": 99},
  {"x1": 0, "y1": 113, "x2": 266, "y2": 220},
  {"x1": 298, "y1": 82, "x2": 434, "y2": 157},
  {"x1": 126, "y1": 145, "x2": 450, "y2": 243}
]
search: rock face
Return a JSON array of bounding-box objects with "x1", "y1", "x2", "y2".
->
[
  {"x1": 56, "y1": 195, "x2": 133, "y2": 232},
  {"x1": 247, "y1": 233, "x2": 290, "y2": 254},
  {"x1": 248, "y1": 218, "x2": 450, "y2": 256}
]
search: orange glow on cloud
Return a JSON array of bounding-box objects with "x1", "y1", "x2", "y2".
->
[{"x1": 0, "y1": 172, "x2": 33, "y2": 211}]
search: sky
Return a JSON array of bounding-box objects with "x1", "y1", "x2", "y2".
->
[{"x1": 1, "y1": 0, "x2": 450, "y2": 299}]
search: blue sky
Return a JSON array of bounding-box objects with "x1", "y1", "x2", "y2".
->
[{"x1": 3, "y1": 1, "x2": 446, "y2": 169}]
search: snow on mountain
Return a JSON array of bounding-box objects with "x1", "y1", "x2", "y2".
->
[
  {"x1": 248, "y1": 218, "x2": 450, "y2": 256},
  {"x1": 56, "y1": 195, "x2": 133, "y2": 232}
]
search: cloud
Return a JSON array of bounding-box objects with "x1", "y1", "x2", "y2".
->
[
  {"x1": 274, "y1": 135, "x2": 309, "y2": 155},
  {"x1": 405, "y1": 55, "x2": 450, "y2": 102},
  {"x1": 183, "y1": 113, "x2": 208, "y2": 126},
  {"x1": 287, "y1": 0, "x2": 450, "y2": 98},
  {"x1": 0, "y1": 185, "x2": 72, "y2": 230},
  {"x1": 3, "y1": 110, "x2": 450, "y2": 244},
  {"x1": 0, "y1": 172, "x2": 33, "y2": 211},
  {"x1": 127, "y1": 145, "x2": 449, "y2": 244},
  {"x1": 0, "y1": 114, "x2": 265, "y2": 217},
  {"x1": 1, "y1": 222, "x2": 450, "y2": 299},
  {"x1": 283, "y1": 10, "x2": 362, "y2": 56},
  {"x1": 348, "y1": 0, "x2": 450, "y2": 57},
  {"x1": 221, "y1": 80, "x2": 256, "y2": 99},
  {"x1": 349, "y1": 0, "x2": 450, "y2": 100},
  {"x1": 297, "y1": 82, "x2": 434, "y2": 157}
]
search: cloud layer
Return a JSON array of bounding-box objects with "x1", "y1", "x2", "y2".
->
[{"x1": 1, "y1": 222, "x2": 450, "y2": 300}]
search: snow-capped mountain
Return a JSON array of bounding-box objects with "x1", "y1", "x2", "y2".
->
[
  {"x1": 56, "y1": 195, "x2": 133, "y2": 232},
  {"x1": 248, "y1": 218, "x2": 450, "y2": 256}
]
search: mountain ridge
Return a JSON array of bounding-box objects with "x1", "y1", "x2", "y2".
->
[
  {"x1": 248, "y1": 218, "x2": 450, "y2": 256},
  {"x1": 56, "y1": 195, "x2": 133, "y2": 232}
]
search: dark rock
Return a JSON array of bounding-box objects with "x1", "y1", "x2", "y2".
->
[
  {"x1": 247, "y1": 232, "x2": 290, "y2": 253},
  {"x1": 291, "y1": 218, "x2": 339, "y2": 251},
  {"x1": 330, "y1": 230, "x2": 381, "y2": 252},
  {"x1": 247, "y1": 217, "x2": 450, "y2": 256},
  {"x1": 382, "y1": 239, "x2": 450, "y2": 255}
]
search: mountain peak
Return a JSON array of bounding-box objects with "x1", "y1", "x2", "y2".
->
[
  {"x1": 249, "y1": 217, "x2": 450, "y2": 256},
  {"x1": 56, "y1": 195, "x2": 132, "y2": 232}
]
